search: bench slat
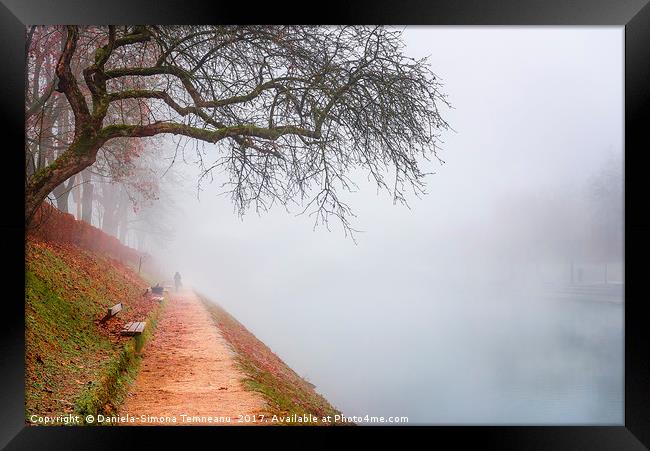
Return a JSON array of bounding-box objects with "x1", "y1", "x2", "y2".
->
[
  {"x1": 121, "y1": 322, "x2": 134, "y2": 336},
  {"x1": 120, "y1": 321, "x2": 146, "y2": 336}
]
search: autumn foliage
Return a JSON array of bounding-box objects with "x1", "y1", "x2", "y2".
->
[
  {"x1": 25, "y1": 229, "x2": 160, "y2": 420},
  {"x1": 29, "y1": 202, "x2": 142, "y2": 265}
]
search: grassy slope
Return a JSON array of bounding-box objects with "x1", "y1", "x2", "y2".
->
[
  {"x1": 198, "y1": 294, "x2": 347, "y2": 426},
  {"x1": 26, "y1": 237, "x2": 344, "y2": 426},
  {"x1": 25, "y1": 238, "x2": 162, "y2": 423}
]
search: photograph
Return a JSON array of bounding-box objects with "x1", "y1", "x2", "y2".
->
[
  {"x1": 21, "y1": 24, "x2": 628, "y2": 429},
  {"x1": 0, "y1": 0, "x2": 647, "y2": 445}
]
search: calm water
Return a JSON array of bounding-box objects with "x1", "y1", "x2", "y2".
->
[{"x1": 211, "y1": 281, "x2": 623, "y2": 425}]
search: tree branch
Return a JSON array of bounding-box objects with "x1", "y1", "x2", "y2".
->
[
  {"x1": 55, "y1": 26, "x2": 91, "y2": 129},
  {"x1": 99, "y1": 121, "x2": 321, "y2": 143}
]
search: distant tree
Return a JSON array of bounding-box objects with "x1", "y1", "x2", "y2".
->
[
  {"x1": 25, "y1": 25, "x2": 450, "y2": 235},
  {"x1": 91, "y1": 136, "x2": 160, "y2": 235},
  {"x1": 80, "y1": 168, "x2": 94, "y2": 223},
  {"x1": 586, "y1": 155, "x2": 623, "y2": 262}
]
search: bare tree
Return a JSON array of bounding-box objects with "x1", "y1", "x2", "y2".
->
[{"x1": 25, "y1": 25, "x2": 450, "y2": 235}]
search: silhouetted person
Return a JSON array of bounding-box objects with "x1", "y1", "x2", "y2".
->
[{"x1": 174, "y1": 272, "x2": 182, "y2": 292}]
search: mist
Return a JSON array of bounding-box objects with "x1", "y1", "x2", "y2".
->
[{"x1": 151, "y1": 27, "x2": 623, "y2": 424}]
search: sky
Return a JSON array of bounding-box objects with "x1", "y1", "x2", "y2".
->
[{"x1": 153, "y1": 27, "x2": 624, "y2": 424}]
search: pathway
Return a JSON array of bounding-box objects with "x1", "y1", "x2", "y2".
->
[{"x1": 118, "y1": 289, "x2": 267, "y2": 425}]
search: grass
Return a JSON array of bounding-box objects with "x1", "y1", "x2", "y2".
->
[
  {"x1": 198, "y1": 293, "x2": 348, "y2": 426},
  {"x1": 25, "y1": 238, "x2": 162, "y2": 425},
  {"x1": 74, "y1": 297, "x2": 166, "y2": 424},
  {"x1": 25, "y1": 269, "x2": 114, "y2": 421}
]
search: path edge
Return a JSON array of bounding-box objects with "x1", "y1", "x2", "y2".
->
[
  {"x1": 74, "y1": 295, "x2": 169, "y2": 424},
  {"x1": 196, "y1": 291, "x2": 348, "y2": 426}
]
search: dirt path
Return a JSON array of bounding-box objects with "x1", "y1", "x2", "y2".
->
[{"x1": 118, "y1": 289, "x2": 267, "y2": 425}]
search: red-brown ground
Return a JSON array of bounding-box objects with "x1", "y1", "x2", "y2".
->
[{"x1": 118, "y1": 289, "x2": 267, "y2": 425}]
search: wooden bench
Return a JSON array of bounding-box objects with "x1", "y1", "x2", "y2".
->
[
  {"x1": 151, "y1": 295, "x2": 164, "y2": 302},
  {"x1": 107, "y1": 303, "x2": 123, "y2": 317},
  {"x1": 121, "y1": 321, "x2": 146, "y2": 336},
  {"x1": 100, "y1": 302, "x2": 123, "y2": 322}
]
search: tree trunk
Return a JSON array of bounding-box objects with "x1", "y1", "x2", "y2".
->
[
  {"x1": 100, "y1": 183, "x2": 119, "y2": 236},
  {"x1": 118, "y1": 220, "x2": 128, "y2": 244},
  {"x1": 25, "y1": 134, "x2": 102, "y2": 228},
  {"x1": 36, "y1": 97, "x2": 62, "y2": 173},
  {"x1": 81, "y1": 169, "x2": 94, "y2": 224},
  {"x1": 117, "y1": 189, "x2": 129, "y2": 243},
  {"x1": 52, "y1": 184, "x2": 70, "y2": 213},
  {"x1": 51, "y1": 104, "x2": 73, "y2": 213},
  {"x1": 52, "y1": 176, "x2": 75, "y2": 213},
  {"x1": 26, "y1": 142, "x2": 37, "y2": 178},
  {"x1": 71, "y1": 174, "x2": 81, "y2": 219},
  {"x1": 136, "y1": 229, "x2": 147, "y2": 253}
]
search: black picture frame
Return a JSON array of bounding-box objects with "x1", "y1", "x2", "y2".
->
[{"x1": 2, "y1": 1, "x2": 649, "y2": 448}]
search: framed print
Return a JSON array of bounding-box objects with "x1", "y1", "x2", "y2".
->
[{"x1": 1, "y1": 0, "x2": 649, "y2": 449}]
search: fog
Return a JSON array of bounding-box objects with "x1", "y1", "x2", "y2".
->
[{"x1": 152, "y1": 27, "x2": 623, "y2": 424}]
